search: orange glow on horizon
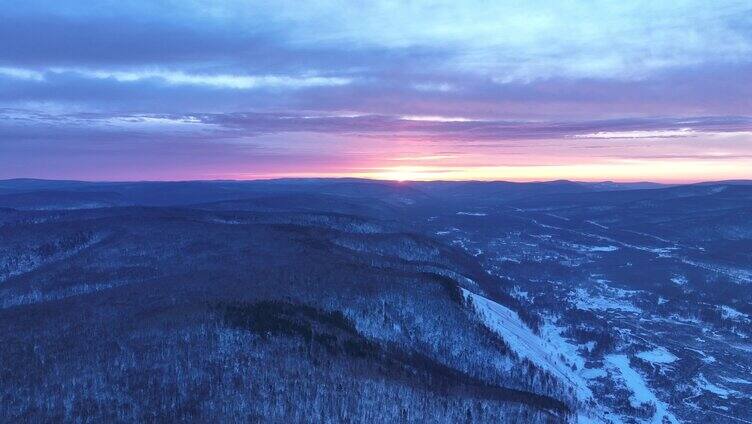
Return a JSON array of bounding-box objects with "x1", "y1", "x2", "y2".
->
[
  {"x1": 222, "y1": 158, "x2": 751, "y2": 184},
  {"x1": 215, "y1": 132, "x2": 752, "y2": 184}
]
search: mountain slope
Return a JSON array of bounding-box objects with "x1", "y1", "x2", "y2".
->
[{"x1": 0, "y1": 205, "x2": 575, "y2": 422}]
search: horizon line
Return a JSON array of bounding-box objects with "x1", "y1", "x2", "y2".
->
[{"x1": 2, "y1": 176, "x2": 750, "y2": 186}]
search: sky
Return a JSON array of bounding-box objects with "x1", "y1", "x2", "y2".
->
[{"x1": 1, "y1": 0, "x2": 751, "y2": 182}]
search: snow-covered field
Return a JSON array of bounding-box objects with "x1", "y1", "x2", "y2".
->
[
  {"x1": 604, "y1": 354, "x2": 679, "y2": 424},
  {"x1": 636, "y1": 347, "x2": 678, "y2": 364}
]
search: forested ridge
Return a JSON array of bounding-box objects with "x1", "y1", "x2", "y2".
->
[{"x1": 1, "y1": 203, "x2": 574, "y2": 422}]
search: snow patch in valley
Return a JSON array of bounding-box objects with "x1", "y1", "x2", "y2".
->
[
  {"x1": 586, "y1": 220, "x2": 609, "y2": 229},
  {"x1": 686, "y1": 347, "x2": 712, "y2": 362},
  {"x1": 670, "y1": 275, "x2": 688, "y2": 286},
  {"x1": 587, "y1": 245, "x2": 619, "y2": 252},
  {"x1": 208, "y1": 218, "x2": 242, "y2": 225},
  {"x1": 450, "y1": 238, "x2": 483, "y2": 256},
  {"x1": 564, "y1": 242, "x2": 619, "y2": 252},
  {"x1": 581, "y1": 367, "x2": 607, "y2": 380},
  {"x1": 695, "y1": 374, "x2": 735, "y2": 398},
  {"x1": 498, "y1": 256, "x2": 521, "y2": 263},
  {"x1": 722, "y1": 376, "x2": 752, "y2": 385},
  {"x1": 510, "y1": 286, "x2": 530, "y2": 301},
  {"x1": 604, "y1": 354, "x2": 679, "y2": 424},
  {"x1": 456, "y1": 211, "x2": 487, "y2": 216},
  {"x1": 720, "y1": 305, "x2": 748, "y2": 320},
  {"x1": 636, "y1": 347, "x2": 677, "y2": 364},
  {"x1": 572, "y1": 288, "x2": 641, "y2": 313}
]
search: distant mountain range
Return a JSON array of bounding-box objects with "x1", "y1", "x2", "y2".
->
[{"x1": 2, "y1": 177, "x2": 745, "y2": 210}]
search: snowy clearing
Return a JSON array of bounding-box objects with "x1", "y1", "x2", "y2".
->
[{"x1": 636, "y1": 347, "x2": 678, "y2": 364}]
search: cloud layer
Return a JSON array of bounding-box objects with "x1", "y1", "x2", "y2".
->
[{"x1": 1, "y1": 1, "x2": 751, "y2": 181}]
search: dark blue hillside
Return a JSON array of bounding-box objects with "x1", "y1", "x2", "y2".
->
[{"x1": 0, "y1": 204, "x2": 572, "y2": 422}]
